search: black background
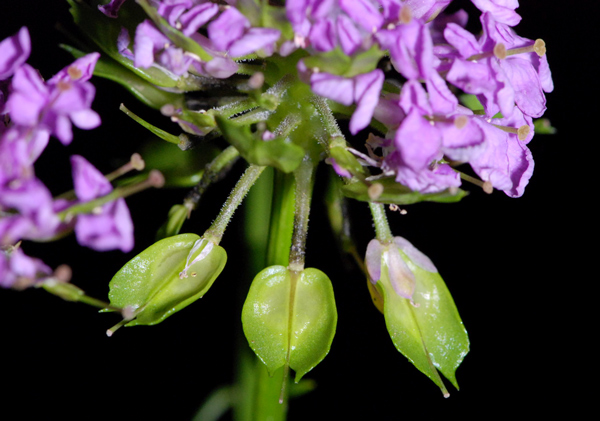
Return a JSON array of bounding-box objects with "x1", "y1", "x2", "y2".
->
[{"x1": 1, "y1": 1, "x2": 590, "y2": 420}]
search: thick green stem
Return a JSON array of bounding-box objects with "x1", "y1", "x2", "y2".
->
[
  {"x1": 204, "y1": 164, "x2": 265, "y2": 245},
  {"x1": 266, "y1": 171, "x2": 296, "y2": 267},
  {"x1": 232, "y1": 167, "x2": 295, "y2": 421},
  {"x1": 369, "y1": 202, "x2": 393, "y2": 244}
]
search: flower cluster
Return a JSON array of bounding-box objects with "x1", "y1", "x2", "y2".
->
[
  {"x1": 99, "y1": 0, "x2": 551, "y2": 198},
  {"x1": 1, "y1": 0, "x2": 554, "y2": 399},
  {"x1": 0, "y1": 27, "x2": 134, "y2": 289}
]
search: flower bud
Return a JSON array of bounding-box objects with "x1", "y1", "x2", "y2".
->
[{"x1": 107, "y1": 233, "x2": 226, "y2": 331}]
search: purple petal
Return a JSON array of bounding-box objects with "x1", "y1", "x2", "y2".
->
[
  {"x1": 336, "y1": 14, "x2": 362, "y2": 56},
  {"x1": 309, "y1": 18, "x2": 337, "y2": 52},
  {"x1": 365, "y1": 239, "x2": 384, "y2": 283},
  {"x1": 404, "y1": 0, "x2": 453, "y2": 22},
  {"x1": 394, "y1": 108, "x2": 441, "y2": 171},
  {"x1": 310, "y1": 72, "x2": 354, "y2": 106},
  {"x1": 75, "y1": 199, "x2": 134, "y2": 252},
  {"x1": 350, "y1": 69, "x2": 384, "y2": 134},
  {"x1": 180, "y1": 3, "x2": 220, "y2": 36},
  {"x1": 208, "y1": 7, "x2": 250, "y2": 52},
  {"x1": 386, "y1": 244, "x2": 415, "y2": 299},
  {"x1": 70, "y1": 109, "x2": 101, "y2": 130},
  {"x1": 0, "y1": 27, "x2": 30, "y2": 80},
  {"x1": 49, "y1": 53, "x2": 100, "y2": 84},
  {"x1": 393, "y1": 236, "x2": 438, "y2": 273},
  {"x1": 500, "y1": 57, "x2": 545, "y2": 118},
  {"x1": 228, "y1": 28, "x2": 281, "y2": 57},
  {"x1": 471, "y1": 0, "x2": 521, "y2": 26},
  {"x1": 98, "y1": 0, "x2": 128, "y2": 18},
  {"x1": 71, "y1": 155, "x2": 112, "y2": 201},
  {"x1": 339, "y1": 0, "x2": 383, "y2": 32}
]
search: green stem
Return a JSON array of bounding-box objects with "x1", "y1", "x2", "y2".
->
[
  {"x1": 205, "y1": 165, "x2": 266, "y2": 245},
  {"x1": 184, "y1": 145, "x2": 240, "y2": 212},
  {"x1": 288, "y1": 156, "x2": 317, "y2": 272},
  {"x1": 233, "y1": 168, "x2": 295, "y2": 421},
  {"x1": 266, "y1": 171, "x2": 296, "y2": 267},
  {"x1": 369, "y1": 202, "x2": 393, "y2": 244},
  {"x1": 57, "y1": 171, "x2": 163, "y2": 221}
]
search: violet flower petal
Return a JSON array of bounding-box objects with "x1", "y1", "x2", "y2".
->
[{"x1": 0, "y1": 27, "x2": 30, "y2": 81}]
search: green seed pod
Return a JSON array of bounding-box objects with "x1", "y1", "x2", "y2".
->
[
  {"x1": 107, "y1": 233, "x2": 227, "y2": 331},
  {"x1": 242, "y1": 265, "x2": 337, "y2": 382},
  {"x1": 366, "y1": 236, "x2": 469, "y2": 396}
]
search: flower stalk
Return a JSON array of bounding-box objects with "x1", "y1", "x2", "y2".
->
[{"x1": 204, "y1": 164, "x2": 266, "y2": 245}]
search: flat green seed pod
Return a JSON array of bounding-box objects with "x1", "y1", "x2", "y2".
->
[
  {"x1": 242, "y1": 265, "x2": 337, "y2": 382},
  {"x1": 108, "y1": 234, "x2": 227, "y2": 327}
]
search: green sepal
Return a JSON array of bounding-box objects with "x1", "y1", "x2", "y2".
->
[
  {"x1": 108, "y1": 233, "x2": 226, "y2": 326},
  {"x1": 241, "y1": 266, "x2": 337, "y2": 382},
  {"x1": 42, "y1": 280, "x2": 85, "y2": 302},
  {"x1": 328, "y1": 138, "x2": 368, "y2": 179},
  {"x1": 302, "y1": 45, "x2": 384, "y2": 78},
  {"x1": 215, "y1": 116, "x2": 305, "y2": 173},
  {"x1": 342, "y1": 177, "x2": 468, "y2": 204},
  {"x1": 376, "y1": 249, "x2": 469, "y2": 392}
]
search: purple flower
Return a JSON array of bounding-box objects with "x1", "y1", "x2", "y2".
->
[
  {"x1": 366, "y1": 238, "x2": 416, "y2": 299},
  {"x1": 366, "y1": 236, "x2": 439, "y2": 300},
  {"x1": 0, "y1": 247, "x2": 52, "y2": 289},
  {"x1": 404, "y1": 0, "x2": 452, "y2": 22},
  {"x1": 287, "y1": 0, "x2": 384, "y2": 55},
  {"x1": 0, "y1": 177, "x2": 62, "y2": 245},
  {"x1": 0, "y1": 126, "x2": 50, "y2": 185},
  {"x1": 4, "y1": 54, "x2": 101, "y2": 145},
  {"x1": 376, "y1": 17, "x2": 457, "y2": 113},
  {"x1": 98, "y1": 0, "x2": 128, "y2": 18},
  {"x1": 469, "y1": 116, "x2": 534, "y2": 197},
  {"x1": 0, "y1": 27, "x2": 30, "y2": 81},
  {"x1": 310, "y1": 69, "x2": 384, "y2": 134},
  {"x1": 470, "y1": 0, "x2": 521, "y2": 26},
  {"x1": 444, "y1": 12, "x2": 552, "y2": 119},
  {"x1": 207, "y1": 7, "x2": 280, "y2": 57},
  {"x1": 70, "y1": 155, "x2": 134, "y2": 252},
  {"x1": 157, "y1": 0, "x2": 219, "y2": 37},
  {"x1": 134, "y1": 20, "x2": 195, "y2": 75}
]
